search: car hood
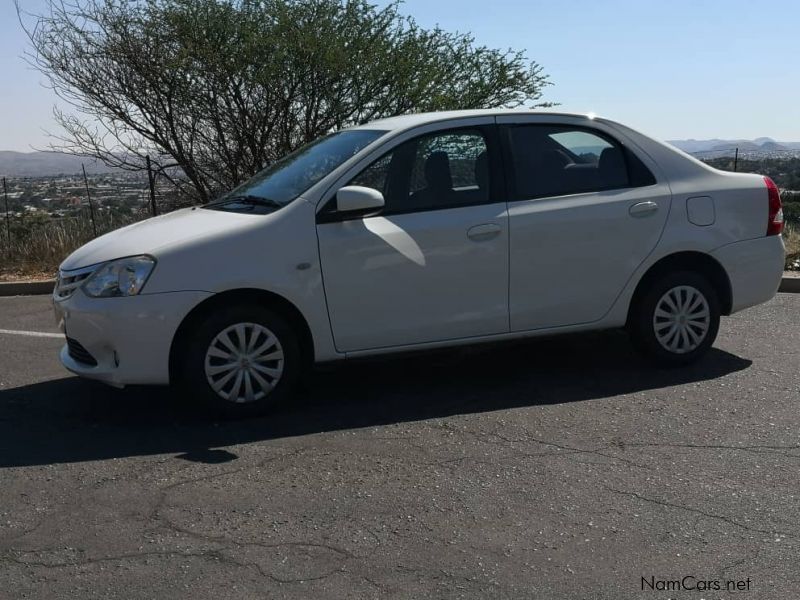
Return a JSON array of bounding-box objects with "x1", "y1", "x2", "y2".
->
[{"x1": 60, "y1": 207, "x2": 264, "y2": 271}]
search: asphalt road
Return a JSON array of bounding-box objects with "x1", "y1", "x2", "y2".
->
[{"x1": 0, "y1": 294, "x2": 798, "y2": 599}]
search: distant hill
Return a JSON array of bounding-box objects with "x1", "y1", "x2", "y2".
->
[
  {"x1": 0, "y1": 151, "x2": 122, "y2": 177},
  {"x1": 760, "y1": 141, "x2": 789, "y2": 151},
  {"x1": 709, "y1": 141, "x2": 763, "y2": 152},
  {"x1": 668, "y1": 138, "x2": 799, "y2": 154}
]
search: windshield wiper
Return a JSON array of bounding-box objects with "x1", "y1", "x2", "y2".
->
[{"x1": 207, "y1": 194, "x2": 283, "y2": 208}]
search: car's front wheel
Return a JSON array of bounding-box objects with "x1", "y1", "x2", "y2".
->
[
  {"x1": 628, "y1": 271, "x2": 721, "y2": 365},
  {"x1": 180, "y1": 305, "x2": 301, "y2": 418}
]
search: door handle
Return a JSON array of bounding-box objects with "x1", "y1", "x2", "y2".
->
[
  {"x1": 467, "y1": 223, "x2": 502, "y2": 242},
  {"x1": 629, "y1": 201, "x2": 659, "y2": 218}
]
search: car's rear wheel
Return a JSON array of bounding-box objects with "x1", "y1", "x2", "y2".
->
[
  {"x1": 180, "y1": 305, "x2": 301, "y2": 418},
  {"x1": 628, "y1": 271, "x2": 720, "y2": 365}
]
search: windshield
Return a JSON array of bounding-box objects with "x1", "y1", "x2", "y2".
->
[{"x1": 205, "y1": 129, "x2": 387, "y2": 214}]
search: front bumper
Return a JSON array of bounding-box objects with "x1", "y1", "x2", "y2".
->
[
  {"x1": 55, "y1": 289, "x2": 212, "y2": 386},
  {"x1": 711, "y1": 234, "x2": 785, "y2": 314}
]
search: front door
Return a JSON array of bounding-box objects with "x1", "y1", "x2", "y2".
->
[{"x1": 316, "y1": 124, "x2": 509, "y2": 353}]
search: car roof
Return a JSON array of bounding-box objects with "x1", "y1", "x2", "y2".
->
[{"x1": 351, "y1": 109, "x2": 598, "y2": 131}]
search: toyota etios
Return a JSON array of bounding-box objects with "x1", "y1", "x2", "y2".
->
[{"x1": 54, "y1": 110, "x2": 786, "y2": 416}]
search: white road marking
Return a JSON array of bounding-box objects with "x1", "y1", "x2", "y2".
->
[{"x1": 0, "y1": 328, "x2": 63, "y2": 339}]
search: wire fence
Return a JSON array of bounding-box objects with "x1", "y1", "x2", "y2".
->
[
  {"x1": 1, "y1": 169, "x2": 195, "y2": 276},
  {"x1": 2, "y1": 210, "x2": 140, "y2": 275},
  {"x1": 687, "y1": 148, "x2": 800, "y2": 159},
  {"x1": 2, "y1": 160, "x2": 800, "y2": 276}
]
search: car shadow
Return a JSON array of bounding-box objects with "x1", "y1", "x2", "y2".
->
[{"x1": 0, "y1": 331, "x2": 752, "y2": 467}]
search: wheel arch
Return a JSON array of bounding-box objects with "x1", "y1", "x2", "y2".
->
[
  {"x1": 626, "y1": 251, "x2": 733, "y2": 325},
  {"x1": 168, "y1": 288, "x2": 315, "y2": 384}
]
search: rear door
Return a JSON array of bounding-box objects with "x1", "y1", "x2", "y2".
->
[
  {"x1": 316, "y1": 122, "x2": 510, "y2": 352},
  {"x1": 498, "y1": 117, "x2": 672, "y2": 331}
]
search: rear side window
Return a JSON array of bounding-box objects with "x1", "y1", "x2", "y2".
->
[{"x1": 506, "y1": 125, "x2": 655, "y2": 200}]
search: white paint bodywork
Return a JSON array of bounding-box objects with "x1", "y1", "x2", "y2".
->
[
  {"x1": 318, "y1": 202, "x2": 509, "y2": 351},
  {"x1": 54, "y1": 109, "x2": 785, "y2": 386}
]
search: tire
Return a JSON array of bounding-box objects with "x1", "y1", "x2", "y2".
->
[
  {"x1": 179, "y1": 304, "x2": 301, "y2": 418},
  {"x1": 628, "y1": 270, "x2": 720, "y2": 366}
]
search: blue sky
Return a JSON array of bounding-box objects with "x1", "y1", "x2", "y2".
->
[{"x1": 1, "y1": 0, "x2": 798, "y2": 151}]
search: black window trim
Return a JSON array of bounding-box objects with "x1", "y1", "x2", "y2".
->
[
  {"x1": 498, "y1": 123, "x2": 657, "y2": 203},
  {"x1": 316, "y1": 124, "x2": 507, "y2": 224}
]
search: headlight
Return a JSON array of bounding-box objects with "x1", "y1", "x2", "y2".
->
[{"x1": 82, "y1": 255, "x2": 156, "y2": 298}]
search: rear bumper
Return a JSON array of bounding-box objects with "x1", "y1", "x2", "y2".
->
[
  {"x1": 55, "y1": 289, "x2": 211, "y2": 386},
  {"x1": 711, "y1": 235, "x2": 785, "y2": 314}
]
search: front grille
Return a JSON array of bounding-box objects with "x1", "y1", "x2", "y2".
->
[
  {"x1": 55, "y1": 265, "x2": 96, "y2": 299},
  {"x1": 67, "y1": 337, "x2": 98, "y2": 366}
]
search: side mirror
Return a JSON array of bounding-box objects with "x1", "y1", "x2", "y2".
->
[{"x1": 336, "y1": 186, "x2": 385, "y2": 213}]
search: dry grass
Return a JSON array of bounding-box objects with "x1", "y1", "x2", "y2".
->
[
  {"x1": 0, "y1": 268, "x2": 56, "y2": 282},
  {"x1": 2, "y1": 212, "x2": 142, "y2": 277},
  {"x1": 784, "y1": 223, "x2": 800, "y2": 271},
  {"x1": 2, "y1": 209, "x2": 799, "y2": 280}
]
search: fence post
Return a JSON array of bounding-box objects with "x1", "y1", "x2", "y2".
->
[
  {"x1": 3, "y1": 177, "x2": 10, "y2": 253},
  {"x1": 733, "y1": 147, "x2": 739, "y2": 172},
  {"x1": 146, "y1": 156, "x2": 158, "y2": 216},
  {"x1": 81, "y1": 164, "x2": 98, "y2": 237}
]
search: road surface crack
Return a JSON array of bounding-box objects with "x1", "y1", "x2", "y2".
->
[{"x1": 603, "y1": 485, "x2": 797, "y2": 540}]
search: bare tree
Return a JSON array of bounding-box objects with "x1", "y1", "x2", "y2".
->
[{"x1": 20, "y1": 0, "x2": 553, "y2": 202}]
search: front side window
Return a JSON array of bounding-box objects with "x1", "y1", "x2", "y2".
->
[
  {"x1": 347, "y1": 128, "x2": 492, "y2": 214},
  {"x1": 206, "y1": 129, "x2": 386, "y2": 214},
  {"x1": 507, "y1": 125, "x2": 655, "y2": 200}
]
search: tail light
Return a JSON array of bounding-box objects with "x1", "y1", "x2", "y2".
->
[{"x1": 764, "y1": 176, "x2": 784, "y2": 236}]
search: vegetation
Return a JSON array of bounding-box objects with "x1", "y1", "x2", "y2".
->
[
  {"x1": 785, "y1": 223, "x2": 800, "y2": 271},
  {"x1": 6, "y1": 155, "x2": 800, "y2": 276},
  {"x1": 21, "y1": 0, "x2": 552, "y2": 203},
  {"x1": 2, "y1": 210, "x2": 141, "y2": 278}
]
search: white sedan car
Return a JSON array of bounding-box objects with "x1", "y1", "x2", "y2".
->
[{"x1": 54, "y1": 110, "x2": 786, "y2": 417}]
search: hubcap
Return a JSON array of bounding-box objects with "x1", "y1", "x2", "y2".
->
[
  {"x1": 653, "y1": 285, "x2": 710, "y2": 354},
  {"x1": 204, "y1": 323, "x2": 284, "y2": 403}
]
